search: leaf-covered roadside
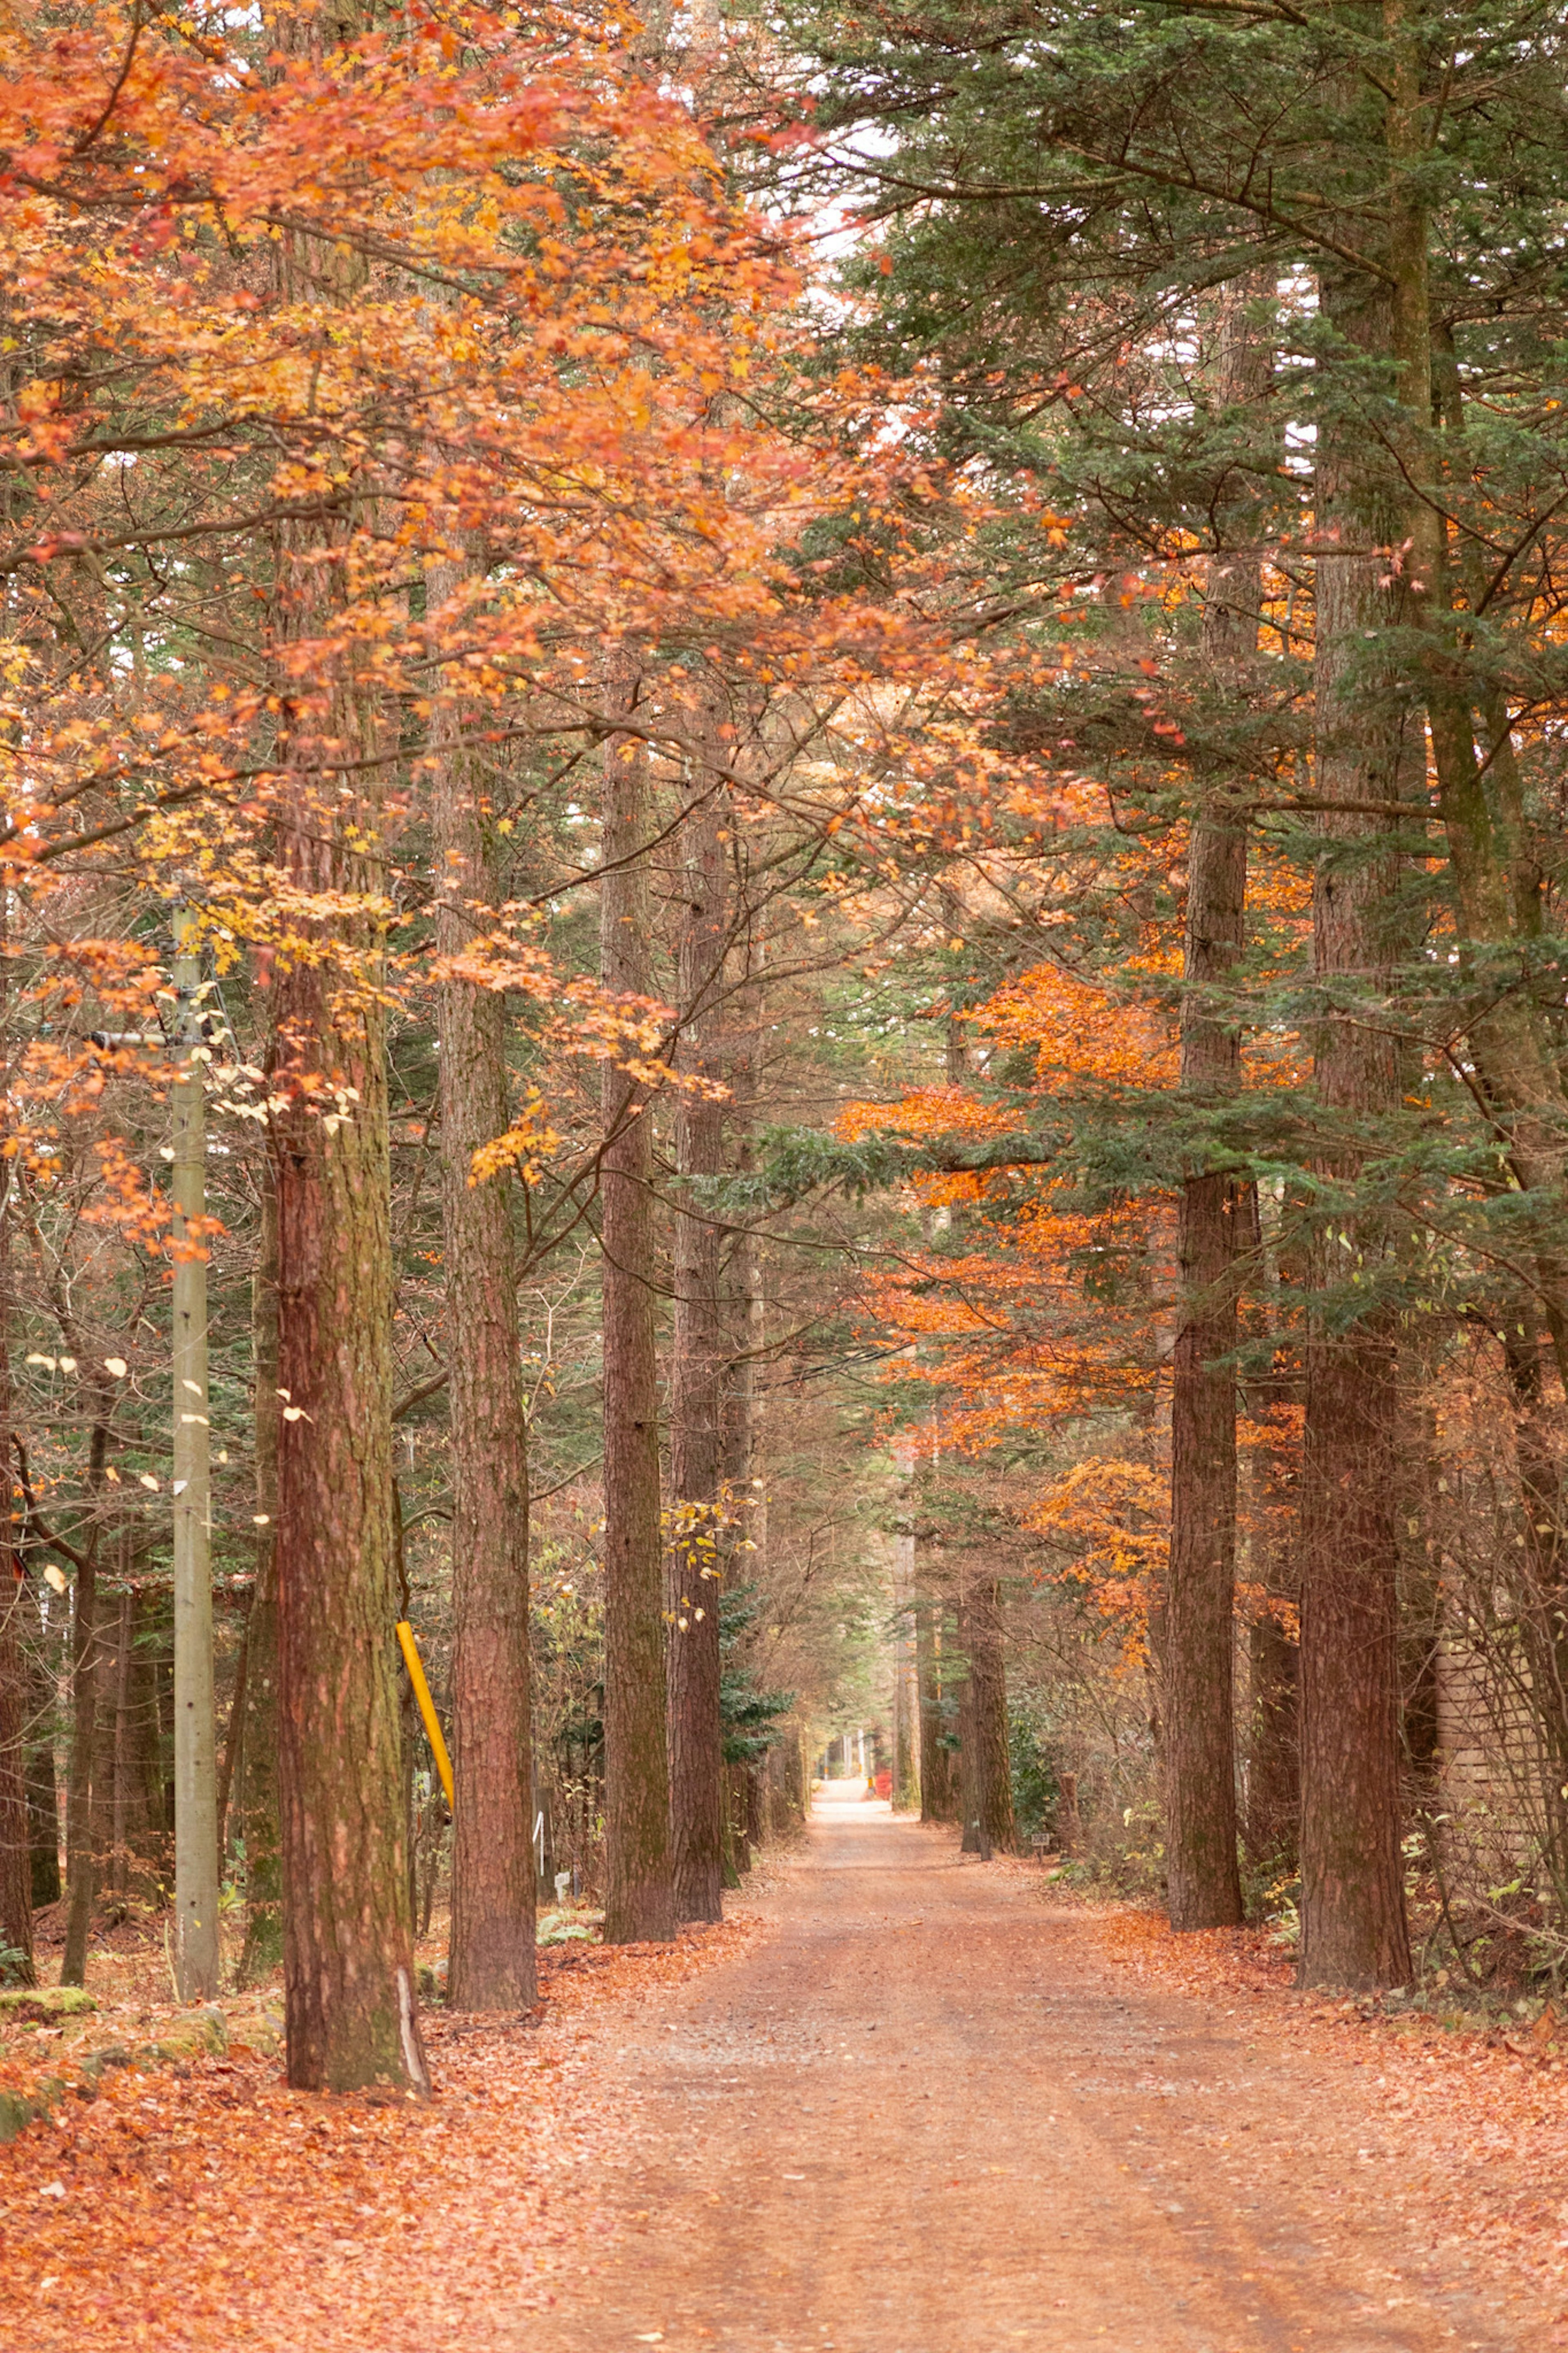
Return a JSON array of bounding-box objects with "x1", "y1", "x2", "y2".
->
[
  {"x1": 1031, "y1": 1879, "x2": 1568, "y2": 2330},
  {"x1": 0, "y1": 1919, "x2": 763, "y2": 2352}
]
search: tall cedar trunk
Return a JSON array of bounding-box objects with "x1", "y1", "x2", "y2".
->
[
  {"x1": 269, "y1": 785, "x2": 428, "y2": 2091},
  {"x1": 669, "y1": 700, "x2": 729, "y2": 1925},
  {"x1": 599, "y1": 662, "x2": 675, "y2": 1944},
  {"x1": 916, "y1": 1600, "x2": 957, "y2": 1823},
  {"x1": 964, "y1": 1572, "x2": 1015, "y2": 1854},
  {"x1": 1165, "y1": 289, "x2": 1265, "y2": 1931},
  {"x1": 1297, "y1": 250, "x2": 1415, "y2": 1990},
  {"x1": 891, "y1": 1573, "x2": 918, "y2": 1812},
  {"x1": 433, "y1": 674, "x2": 537, "y2": 2010},
  {"x1": 238, "y1": 1175, "x2": 283, "y2": 1986},
  {"x1": 258, "y1": 0, "x2": 422, "y2": 2089},
  {"x1": 1244, "y1": 1354, "x2": 1300, "y2": 1870},
  {"x1": 955, "y1": 1626, "x2": 980, "y2": 1853}
]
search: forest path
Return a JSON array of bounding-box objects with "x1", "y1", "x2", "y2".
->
[{"x1": 526, "y1": 1788, "x2": 1541, "y2": 2353}]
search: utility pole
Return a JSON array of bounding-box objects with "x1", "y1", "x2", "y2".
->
[{"x1": 171, "y1": 903, "x2": 219, "y2": 2000}]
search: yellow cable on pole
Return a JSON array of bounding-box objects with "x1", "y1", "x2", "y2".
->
[{"x1": 396, "y1": 1620, "x2": 454, "y2": 1809}]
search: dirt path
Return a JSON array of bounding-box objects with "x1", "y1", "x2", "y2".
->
[{"x1": 527, "y1": 1787, "x2": 1549, "y2": 2353}]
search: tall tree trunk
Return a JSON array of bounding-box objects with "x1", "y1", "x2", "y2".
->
[
  {"x1": 963, "y1": 1571, "x2": 1015, "y2": 1855},
  {"x1": 599, "y1": 660, "x2": 675, "y2": 1945},
  {"x1": 215, "y1": 1601, "x2": 248, "y2": 1875},
  {"x1": 1243, "y1": 1350, "x2": 1301, "y2": 1872},
  {"x1": 108, "y1": 1585, "x2": 134, "y2": 1905},
  {"x1": 0, "y1": 1201, "x2": 31, "y2": 1978},
  {"x1": 1165, "y1": 283, "x2": 1269, "y2": 1932},
  {"x1": 60, "y1": 1532, "x2": 102, "y2": 1988},
  {"x1": 170, "y1": 905, "x2": 220, "y2": 1999},
  {"x1": 891, "y1": 1590, "x2": 918, "y2": 1813},
  {"x1": 433, "y1": 665, "x2": 537, "y2": 2012},
  {"x1": 956, "y1": 1632, "x2": 980, "y2": 1854},
  {"x1": 269, "y1": 775, "x2": 428, "y2": 2091},
  {"x1": 1167, "y1": 798, "x2": 1246, "y2": 1924},
  {"x1": 1297, "y1": 251, "x2": 1415, "y2": 1991},
  {"x1": 0, "y1": 1567, "x2": 32, "y2": 1978},
  {"x1": 259, "y1": 0, "x2": 424, "y2": 2090},
  {"x1": 669, "y1": 699, "x2": 729, "y2": 1925},
  {"x1": 238, "y1": 1175, "x2": 283, "y2": 1986},
  {"x1": 916, "y1": 1598, "x2": 956, "y2": 1823}
]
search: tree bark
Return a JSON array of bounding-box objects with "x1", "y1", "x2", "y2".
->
[
  {"x1": 0, "y1": 1567, "x2": 32, "y2": 1977},
  {"x1": 916, "y1": 1598, "x2": 957, "y2": 1823},
  {"x1": 238, "y1": 1175, "x2": 283, "y2": 1986},
  {"x1": 107, "y1": 1585, "x2": 133, "y2": 1907},
  {"x1": 599, "y1": 659, "x2": 675, "y2": 1945},
  {"x1": 171, "y1": 906, "x2": 220, "y2": 1999},
  {"x1": 25, "y1": 1597, "x2": 60, "y2": 1910},
  {"x1": 669, "y1": 698, "x2": 729, "y2": 1925},
  {"x1": 891, "y1": 1589, "x2": 918, "y2": 1813},
  {"x1": 269, "y1": 781, "x2": 428, "y2": 2090},
  {"x1": 956, "y1": 1646, "x2": 980, "y2": 1853},
  {"x1": 0, "y1": 1198, "x2": 31, "y2": 1977},
  {"x1": 433, "y1": 669, "x2": 537, "y2": 2012},
  {"x1": 1297, "y1": 251, "x2": 1415, "y2": 1991},
  {"x1": 1165, "y1": 283, "x2": 1269, "y2": 1932},
  {"x1": 60, "y1": 1531, "x2": 102, "y2": 1988},
  {"x1": 259, "y1": 0, "x2": 425, "y2": 2088},
  {"x1": 961, "y1": 1571, "x2": 1015, "y2": 1855},
  {"x1": 215, "y1": 1601, "x2": 248, "y2": 1874}
]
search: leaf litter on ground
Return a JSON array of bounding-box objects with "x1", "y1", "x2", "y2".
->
[
  {"x1": 997, "y1": 1860, "x2": 1568, "y2": 2337},
  {"x1": 0, "y1": 1915, "x2": 764, "y2": 2352}
]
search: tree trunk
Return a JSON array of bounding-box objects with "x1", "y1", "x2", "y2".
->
[
  {"x1": 916, "y1": 1599, "x2": 957, "y2": 1823},
  {"x1": 0, "y1": 1567, "x2": 32, "y2": 1978},
  {"x1": 1165, "y1": 284, "x2": 1268, "y2": 1933},
  {"x1": 1241, "y1": 1334, "x2": 1301, "y2": 1875},
  {"x1": 669, "y1": 698, "x2": 729, "y2": 1926},
  {"x1": 258, "y1": 0, "x2": 424, "y2": 2088},
  {"x1": 25, "y1": 1599, "x2": 60, "y2": 1910},
  {"x1": 433, "y1": 667, "x2": 537, "y2": 2012},
  {"x1": 238, "y1": 1176, "x2": 283, "y2": 1986},
  {"x1": 891, "y1": 1601, "x2": 918, "y2": 1813},
  {"x1": 108, "y1": 1585, "x2": 133, "y2": 1907},
  {"x1": 963, "y1": 1572, "x2": 1015, "y2": 1855},
  {"x1": 0, "y1": 1197, "x2": 31, "y2": 1977},
  {"x1": 1297, "y1": 253, "x2": 1415, "y2": 1991},
  {"x1": 269, "y1": 781, "x2": 428, "y2": 2091},
  {"x1": 956, "y1": 1653, "x2": 981, "y2": 1854},
  {"x1": 599, "y1": 660, "x2": 675, "y2": 1945},
  {"x1": 215, "y1": 1601, "x2": 248, "y2": 1874},
  {"x1": 60, "y1": 1536, "x2": 102, "y2": 1988},
  {"x1": 1247, "y1": 1610, "x2": 1299, "y2": 1871},
  {"x1": 170, "y1": 906, "x2": 220, "y2": 2000}
]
